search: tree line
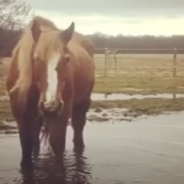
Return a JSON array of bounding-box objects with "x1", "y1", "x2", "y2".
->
[
  {"x1": 1, "y1": 0, "x2": 184, "y2": 56},
  {"x1": 3, "y1": 32, "x2": 184, "y2": 56},
  {"x1": 87, "y1": 34, "x2": 184, "y2": 54}
]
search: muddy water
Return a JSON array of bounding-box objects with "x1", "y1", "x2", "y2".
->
[
  {"x1": 2, "y1": 93, "x2": 184, "y2": 102},
  {"x1": 92, "y1": 93, "x2": 184, "y2": 101},
  {"x1": 1, "y1": 113, "x2": 184, "y2": 184}
]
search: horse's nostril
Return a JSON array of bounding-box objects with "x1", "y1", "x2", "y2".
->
[
  {"x1": 59, "y1": 101, "x2": 64, "y2": 108},
  {"x1": 39, "y1": 100, "x2": 64, "y2": 116},
  {"x1": 60, "y1": 101, "x2": 64, "y2": 107},
  {"x1": 40, "y1": 101, "x2": 44, "y2": 109}
]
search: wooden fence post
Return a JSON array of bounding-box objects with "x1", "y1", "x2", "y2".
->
[
  {"x1": 104, "y1": 48, "x2": 108, "y2": 77},
  {"x1": 113, "y1": 50, "x2": 117, "y2": 75},
  {"x1": 173, "y1": 48, "x2": 177, "y2": 77}
]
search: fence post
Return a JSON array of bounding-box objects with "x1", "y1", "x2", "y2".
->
[
  {"x1": 113, "y1": 50, "x2": 117, "y2": 75},
  {"x1": 173, "y1": 48, "x2": 177, "y2": 77},
  {"x1": 104, "y1": 48, "x2": 108, "y2": 77}
]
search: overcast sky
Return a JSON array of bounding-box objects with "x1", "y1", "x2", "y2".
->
[{"x1": 25, "y1": 0, "x2": 184, "y2": 35}]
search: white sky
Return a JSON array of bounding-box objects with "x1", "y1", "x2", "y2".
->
[{"x1": 34, "y1": 10, "x2": 184, "y2": 36}]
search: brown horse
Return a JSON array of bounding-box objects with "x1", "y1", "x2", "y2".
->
[{"x1": 6, "y1": 16, "x2": 95, "y2": 169}]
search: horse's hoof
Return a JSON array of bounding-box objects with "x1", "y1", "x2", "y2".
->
[
  {"x1": 73, "y1": 137, "x2": 85, "y2": 146},
  {"x1": 33, "y1": 146, "x2": 40, "y2": 159},
  {"x1": 73, "y1": 140, "x2": 85, "y2": 152},
  {"x1": 20, "y1": 159, "x2": 33, "y2": 173}
]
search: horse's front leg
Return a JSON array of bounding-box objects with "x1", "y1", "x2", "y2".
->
[
  {"x1": 18, "y1": 118, "x2": 34, "y2": 170},
  {"x1": 46, "y1": 114, "x2": 69, "y2": 157},
  {"x1": 72, "y1": 98, "x2": 91, "y2": 150}
]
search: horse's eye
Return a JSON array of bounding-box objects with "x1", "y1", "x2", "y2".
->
[
  {"x1": 34, "y1": 58, "x2": 39, "y2": 65},
  {"x1": 63, "y1": 56, "x2": 70, "y2": 63},
  {"x1": 55, "y1": 56, "x2": 70, "y2": 71}
]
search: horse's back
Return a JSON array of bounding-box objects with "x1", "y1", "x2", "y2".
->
[{"x1": 72, "y1": 32, "x2": 95, "y2": 58}]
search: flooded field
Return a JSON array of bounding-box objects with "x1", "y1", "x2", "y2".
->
[
  {"x1": 1, "y1": 92, "x2": 184, "y2": 132},
  {"x1": 2, "y1": 92, "x2": 184, "y2": 102},
  {"x1": 92, "y1": 93, "x2": 184, "y2": 101},
  {"x1": 1, "y1": 113, "x2": 184, "y2": 184},
  {"x1": 1, "y1": 56, "x2": 184, "y2": 183}
]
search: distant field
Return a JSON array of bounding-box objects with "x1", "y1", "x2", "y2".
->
[
  {"x1": 94, "y1": 54, "x2": 184, "y2": 94},
  {"x1": 1, "y1": 54, "x2": 184, "y2": 127},
  {"x1": 1, "y1": 54, "x2": 184, "y2": 94},
  {"x1": 94, "y1": 54, "x2": 184, "y2": 76}
]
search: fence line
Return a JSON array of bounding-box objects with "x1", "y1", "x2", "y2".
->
[
  {"x1": 94, "y1": 48, "x2": 184, "y2": 77},
  {"x1": 94, "y1": 48, "x2": 184, "y2": 54}
]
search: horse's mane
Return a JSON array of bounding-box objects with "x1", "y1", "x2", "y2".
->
[
  {"x1": 10, "y1": 16, "x2": 94, "y2": 109},
  {"x1": 69, "y1": 32, "x2": 95, "y2": 57},
  {"x1": 10, "y1": 16, "x2": 58, "y2": 107}
]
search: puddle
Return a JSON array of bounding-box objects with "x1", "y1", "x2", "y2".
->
[
  {"x1": 0, "y1": 108, "x2": 133, "y2": 132},
  {"x1": 1, "y1": 120, "x2": 17, "y2": 128},
  {"x1": 1, "y1": 93, "x2": 184, "y2": 102},
  {"x1": 95, "y1": 74, "x2": 103, "y2": 77},
  {"x1": 1, "y1": 113, "x2": 184, "y2": 183},
  {"x1": 0, "y1": 106, "x2": 181, "y2": 132},
  {"x1": 0, "y1": 95, "x2": 9, "y2": 101},
  {"x1": 88, "y1": 108, "x2": 133, "y2": 122},
  {"x1": 91, "y1": 93, "x2": 184, "y2": 101},
  {"x1": 120, "y1": 87, "x2": 144, "y2": 91}
]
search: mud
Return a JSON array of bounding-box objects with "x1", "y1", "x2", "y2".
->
[
  {"x1": 91, "y1": 97, "x2": 184, "y2": 117},
  {"x1": 1, "y1": 113, "x2": 184, "y2": 184},
  {"x1": 1, "y1": 93, "x2": 184, "y2": 130}
]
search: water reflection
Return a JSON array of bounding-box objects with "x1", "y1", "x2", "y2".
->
[
  {"x1": 1, "y1": 93, "x2": 183, "y2": 102},
  {"x1": 92, "y1": 92, "x2": 184, "y2": 101},
  {"x1": 17, "y1": 149, "x2": 92, "y2": 184}
]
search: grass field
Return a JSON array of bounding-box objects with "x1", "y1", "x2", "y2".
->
[
  {"x1": 1, "y1": 53, "x2": 184, "y2": 130},
  {"x1": 94, "y1": 54, "x2": 184, "y2": 94},
  {"x1": 1, "y1": 54, "x2": 184, "y2": 94}
]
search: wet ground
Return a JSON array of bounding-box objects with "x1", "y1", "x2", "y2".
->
[
  {"x1": 1, "y1": 92, "x2": 182, "y2": 102},
  {"x1": 1, "y1": 92, "x2": 184, "y2": 131},
  {"x1": 91, "y1": 93, "x2": 184, "y2": 101},
  {"x1": 1, "y1": 112, "x2": 184, "y2": 184},
  {"x1": 2, "y1": 92, "x2": 183, "y2": 102}
]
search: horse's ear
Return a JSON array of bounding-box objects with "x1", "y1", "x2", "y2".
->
[
  {"x1": 31, "y1": 19, "x2": 41, "y2": 42},
  {"x1": 61, "y1": 22, "x2": 75, "y2": 44}
]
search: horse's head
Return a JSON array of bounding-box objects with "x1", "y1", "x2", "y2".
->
[{"x1": 31, "y1": 20, "x2": 74, "y2": 116}]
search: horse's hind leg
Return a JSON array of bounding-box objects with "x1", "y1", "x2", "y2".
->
[{"x1": 72, "y1": 99, "x2": 90, "y2": 150}]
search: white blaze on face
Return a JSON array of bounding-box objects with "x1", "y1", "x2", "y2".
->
[{"x1": 45, "y1": 53, "x2": 61, "y2": 104}]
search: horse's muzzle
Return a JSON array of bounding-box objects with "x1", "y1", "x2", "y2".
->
[{"x1": 40, "y1": 100, "x2": 64, "y2": 116}]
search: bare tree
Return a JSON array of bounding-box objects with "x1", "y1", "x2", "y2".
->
[
  {"x1": 0, "y1": 0, "x2": 34, "y2": 56},
  {"x1": 0, "y1": 0, "x2": 33, "y2": 30}
]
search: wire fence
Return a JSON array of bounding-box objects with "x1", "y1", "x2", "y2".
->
[
  {"x1": 94, "y1": 48, "x2": 184, "y2": 77},
  {"x1": 0, "y1": 49, "x2": 184, "y2": 94}
]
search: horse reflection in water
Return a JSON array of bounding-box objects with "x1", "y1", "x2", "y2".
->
[
  {"x1": 18, "y1": 149, "x2": 93, "y2": 184},
  {"x1": 6, "y1": 16, "x2": 95, "y2": 170}
]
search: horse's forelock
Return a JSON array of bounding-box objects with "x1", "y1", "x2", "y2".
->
[
  {"x1": 41, "y1": 119, "x2": 52, "y2": 151},
  {"x1": 10, "y1": 16, "x2": 59, "y2": 107}
]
